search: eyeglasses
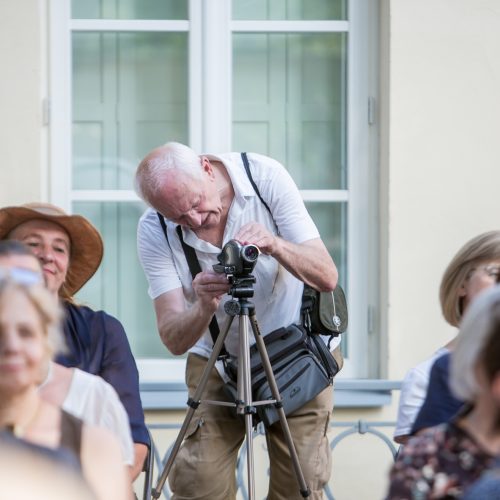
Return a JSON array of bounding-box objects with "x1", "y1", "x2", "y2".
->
[
  {"x1": 467, "y1": 264, "x2": 500, "y2": 283},
  {"x1": 0, "y1": 267, "x2": 44, "y2": 287}
]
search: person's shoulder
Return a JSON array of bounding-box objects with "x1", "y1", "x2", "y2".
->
[
  {"x1": 245, "y1": 152, "x2": 285, "y2": 173},
  {"x1": 432, "y1": 351, "x2": 451, "y2": 370},
  {"x1": 69, "y1": 304, "x2": 125, "y2": 331},
  {"x1": 72, "y1": 369, "x2": 121, "y2": 403},
  {"x1": 401, "y1": 351, "x2": 445, "y2": 386},
  {"x1": 138, "y1": 207, "x2": 157, "y2": 224},
  {"x1": 402, "y1": 424, "x2": 449, "y2": 454}
]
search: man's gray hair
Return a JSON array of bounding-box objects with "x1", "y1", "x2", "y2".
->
[
  {"x1": 450, "y1": 285, "x2": 500, "y2": 402},
  {"x1": 135, "y1": 142, "x2": 203, "y2": 204}
]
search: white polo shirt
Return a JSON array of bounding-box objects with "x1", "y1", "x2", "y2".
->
[{"x1": 137, "y1": 152, "x2": 339, "y2": 360}]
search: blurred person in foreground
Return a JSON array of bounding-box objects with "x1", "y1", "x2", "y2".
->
[
  {"x1": 0, "y1": 203, "x2": 149, "y2": 478},
  {"x1": 0, "y1": 434, "x2": 96, "y2": 500},
  {"x1": 0, "y1": 274, "x2": 132, "y2": 499},
  {"x1": 394, "y1": 231, "x2": 500, "y2": 444},
  {"x1": 0, "y1": 240, "x2": 135, "y2": 472},
  {"x1": 387, "y1": 285, "x2": 500, "y2": 499},
  {"x1": 135, "y1": 141, "x2": 339, "y2": 499}
]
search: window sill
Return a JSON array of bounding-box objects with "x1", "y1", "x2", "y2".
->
[{"x1": 140, "y1": 379, "x2": 402, "y2": 410}]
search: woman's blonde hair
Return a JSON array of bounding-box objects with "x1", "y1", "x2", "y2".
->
[
  {"x1": 0, "y1": 278, "x2": 65, "y2": 357},
  {"x1": 439, "y1": 231, "x2": 500, "y2": 327}
]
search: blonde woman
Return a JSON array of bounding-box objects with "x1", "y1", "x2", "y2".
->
[
  {"x1": 394, "y1": 231, "x2": 500, "y2": 444},
  {"x1": 0, "y1": 276, "x2": 132, "y2": 500}
]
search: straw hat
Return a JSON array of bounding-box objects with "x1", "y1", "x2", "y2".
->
[{"x1": 0, "y1": 203, "x2": 103, "y2": 296}]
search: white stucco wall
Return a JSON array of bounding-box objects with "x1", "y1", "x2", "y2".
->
[
  {"x1": 386, "y1": 0, "x2": 500, "y2": 379},
  {"x1": 0, "y1": 0, "x2": 47, "y2": 205}
]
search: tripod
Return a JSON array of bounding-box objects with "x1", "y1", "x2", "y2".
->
[{"x1": 151, "y1": 275, "x2": 310, "y2": 499}]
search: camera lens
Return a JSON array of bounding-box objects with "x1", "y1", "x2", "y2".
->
[{"x1": 242, "y1": 244, "x2": 259, "y2": 262}]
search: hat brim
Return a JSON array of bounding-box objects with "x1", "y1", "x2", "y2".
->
[{"x1": 0, "y1": 206, "x2": 103, "y2": 296}]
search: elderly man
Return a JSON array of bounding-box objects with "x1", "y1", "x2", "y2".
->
[{"x1": 135, "y1": 142, "x2": 339, "y2": 499}]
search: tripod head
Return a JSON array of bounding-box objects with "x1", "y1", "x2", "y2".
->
[
  {"x1": 228, "y1": 274, "x2": 256, "y2": 298},
  {"x1": 224, "y1": 274, "x2": 256, "y2": 316}
]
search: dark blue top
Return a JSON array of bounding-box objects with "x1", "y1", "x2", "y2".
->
[
  {"x1": 56, "y1": 302, "x2": 149, "y2": 446},
  {"x1": 411, "y1": 352, "x2": 464, "y2": 435}
]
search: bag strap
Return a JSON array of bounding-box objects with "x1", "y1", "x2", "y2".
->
[
  {"x1": 156, "y1": 212, "x2": 226, "y2": 356},
  {"x1": 241, "y1": 152, "x2": 272, "y2": 215},
  {"x1": 240, "y1": 154, "x2": 340, "y2": 343}
]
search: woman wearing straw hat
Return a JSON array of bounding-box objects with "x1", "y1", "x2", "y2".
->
[{"x1": 0, "y1": 202, "x2": 149, "y2": 479}]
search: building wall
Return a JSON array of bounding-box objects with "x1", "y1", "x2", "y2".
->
[
  {"x1": 386, "y1": 0, "x2": 500, "y2": 379},
  {"x1": 0, "y1": 0, "x2": 48, "y2": 205},
  {"x1": 2, "y1": 1, "x2": 500, "y2": 498}
]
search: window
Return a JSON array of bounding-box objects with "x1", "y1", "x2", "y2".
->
[{"x1": 50, "y1": 0, "x2": 378, "y2": 380}]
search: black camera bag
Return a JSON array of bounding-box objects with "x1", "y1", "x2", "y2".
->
[
  {"x1": 223, "y1": 324, "x2": 337, "y2": 427},
  {"x1": 301, "y1": 284, "x2": 348, "y2": 338}
]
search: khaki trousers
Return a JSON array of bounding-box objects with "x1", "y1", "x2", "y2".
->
[{"x1": 169, "y1": 353, "x2": 334, "y2": 500}]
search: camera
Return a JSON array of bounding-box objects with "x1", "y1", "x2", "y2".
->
[{"x1": 213, "y1": 239, "x2": 260, "y2": 277}]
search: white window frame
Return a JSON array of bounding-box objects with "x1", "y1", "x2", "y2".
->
[{"x1": 49, "y1": 0, "x2": 379, "y2": 383}]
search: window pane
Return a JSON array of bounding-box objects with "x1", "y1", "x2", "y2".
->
[
  {"x1": 72, "y1": 32, "x2": 188, "y2": 190},
  {"x1": 233, "y1": 0, "x2": 347, "y2": 20},
  {"x1": 233, "y1": 33, "x2": 347, "y2": 189},
  {"x1": 305, "y1": 202, "x2": 347, "y2": 288},
  {"x1": 72, "y1": 0, "x2": 187, "y2": 20},
  {"x1": 74, "y1": 201, "x2": 171, "y2": 359}
]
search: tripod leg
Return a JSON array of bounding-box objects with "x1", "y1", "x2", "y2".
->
[
  {"x1": 248, "y1": 314, "x2": 311, "y2": 498},
  {"x1": 151, "y1": 314, "x2": 235, "y2": 499},
  {"x1": 238, "y1": 314, "x2": 256, "y2": 500}
]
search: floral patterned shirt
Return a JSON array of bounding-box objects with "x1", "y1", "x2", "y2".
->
[{"x1": 387, "y1": 421, "x2": 494, "y2": 499}]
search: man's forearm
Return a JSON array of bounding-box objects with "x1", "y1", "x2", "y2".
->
[
  {"x1": 272, "y1": 238, "x2": 338, "y2": 292},
  {"x1": 158, "y1": 300, "x2": 215, "y2": 355}
]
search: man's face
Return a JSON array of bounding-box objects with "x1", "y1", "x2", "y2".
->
[{"x1": 154, "y1": 166, "x2": 223, "y2": 230}]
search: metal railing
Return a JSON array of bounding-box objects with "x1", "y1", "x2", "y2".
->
[{"x1": 144, "y1": 418, "x2": 399, "y2": 500}]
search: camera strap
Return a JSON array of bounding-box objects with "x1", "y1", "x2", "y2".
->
[
  {"x1": 240, "y1": 153, "x2": 347, "y2": 343},
  {"x1": 241, "y1": 152, "x2": 271, "y2": 214},
  {"x1": 156, "y1": 212, "x2": 227, "y2": 357}
]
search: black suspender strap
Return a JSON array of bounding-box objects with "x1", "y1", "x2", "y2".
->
[
  {"x1": 156, "y1": 211, "x2": 224, "y2": 353},
  {"x1": 174, "y1": 226, "x2": 224, "y2": 354},
  {"x1": 157, "y1": 211, "x2": 169, "y2": 242},
  {"x1": 175, "y1": 225, "x2": 202, "y2": 278}
]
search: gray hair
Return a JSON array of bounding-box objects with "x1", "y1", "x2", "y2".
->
[
  {"x1": 134, "y1": 142, "x2": 203, "y2": 205},
  {"x1": 450, "y1": 285, "x2": 500, "y2": 402}
]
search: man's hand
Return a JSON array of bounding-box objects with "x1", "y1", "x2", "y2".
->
[
  {"x1": 234, "y1": 222, "x2": 337, "y2": 292},
  {"x1": 154, "y1": 272, "x2": 230, "y2": 355},
  {"x1": 192, "y1": 270, "x2": 230, "y2": 313},
  {"x1": 235, "y1": 222, "x2": 277, "y2": 255}
]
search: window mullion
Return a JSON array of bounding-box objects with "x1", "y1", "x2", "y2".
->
[
  {"x1": 202, "y1": 0, "x2": 231, "y2": 152},
  {"x1": 50, "y1": 0, "x2": 72, "y2": 211}
]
